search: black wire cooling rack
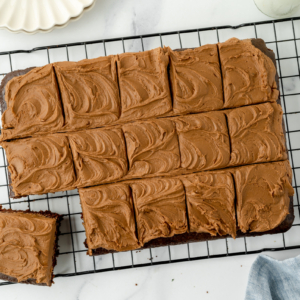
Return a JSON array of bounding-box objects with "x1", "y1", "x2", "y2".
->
[{"x1": 0, "y1": 17, "x2": 300, "y2": 286}]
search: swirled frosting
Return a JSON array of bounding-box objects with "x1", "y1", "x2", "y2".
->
[
  {"x1": 218, "y1": 38, "x2": 279, "y2": 108},
  {"x1": 131, "y1": 178, "x2": 187, "y2": 245},
  {"x1": 2, "y1": 134, "x2": 76, "y2": 197},
  {"x1": 233, "y1": 161, "x2": 294, "y2": 233},
  {"x1": 182, "y1": 172, "x2": 236, "y2": 238},
  {"x1": 166, "y1": 45, "x2": 223, "y2": 114},
  {"x1": 79, "y1": 183, "x2": 139, "y2": 253},
  {"x1": 175, "y1": 112, "x2": 230, "y2": 171},
  {"x1": 68, "y1": 128, "x2": 128, "y2": 187},
  {"x1": 122, "y1": 119, "x2": 181, "y2": 177},
  {"x1": 117, "y1": 47, "x2": 172, "y2": 121},
  {"x1": 0, "y1": 211, "x2": 57, "y2": 285},
  {"x1": 1, "y1": 65, "x2": 64, "y2": 141},
  {"x1": 54, "y1": 56, "x2": 120, "y2": 130},
  {"x1": 227, "y1": 102, "x2": 287, "y2": 166}
]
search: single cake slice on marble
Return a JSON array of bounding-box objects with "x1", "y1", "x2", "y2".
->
[
  {"x1": 68, "y1": 128, "x2": 128, "y2": 187},
  {"x1": 0, "y1": 64, "x2": 64, "y2": 141},
  {"x1": 131, "y1": 177, "x2": 188, "y2": 245},
  {"x1": 0, "y1": 207, "x2": 62, "y2": 286},
  {"x1": 54, "y1": 56, "x2": 120, "y2": 131},
  {"x1": 1, "y1": 134, "x2": 76, "y2": 198},
  {"x1": 122, "y1": 118, "x2": 181, "y2": 177},
  {"x1": 166, "y1": 45, "x2": 223, "y2": 114},
  {"x1": 181, "y1": 171, "x2": 236, "y2": 238},
  {"x1": 174, "y1": 111, "x2": 230, "y2": 171},
  {"x1": 226, "y1": 102, "x2": 287, "y2": 166},
  {"x1": 232, "y1": 161, "x2": 294, "y2": 233},
  {"x1": 116, "y1": 47, "x2": 172, "y2": 121},
  {"x1": 218, "y1": 38, "x2": 279, "y2": 108},
  {"x1": 79, "y1": 183, "x2": 140, "y2": 254}
]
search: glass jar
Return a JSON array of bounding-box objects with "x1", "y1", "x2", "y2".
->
[{"x1": 254, "y1": 0, "x2": 300, "y2": 18}]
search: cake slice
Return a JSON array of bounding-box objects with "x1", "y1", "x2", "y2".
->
[
  {"x1": 1, "y1": 134, "x2": 76, "y2": 198},
  {"x1": 0, "y1": 207, "x2": 62, "y2": 286},
  {"x1": 117, "y1": 47, "x2": 172, "y2": 121},
  {"x1": 226, "y1": 102, "x2": 287, "y2": 166},
  {"x1": 218, "y1": 38, "x2": 279, "y2": 108},
  {"x1": 0, "y1": 65, "x2": 64, "y2": 141},
  {"x1": 54, "y1": 56, "x2": 120, "y2": 130},
  {"x1": 232, "y1": 161, "x2": 294, "y2": 233},
  {"x1": 175, "y1": 111, "x2": 230, "y2": 171},
  {"x1": 182, "y1": 171, "x2": 236, "y2": 238},
  {"x1": 166, "y1": 45, "x2": 223, "y2": 114},
  {"x1": 68, "y1": 128, "x2": 128, "y2": 187},
  {"x1": 122, "y1": 119, "x2": 181, "y2": 177},
  {"x1": 131, "y1": 178, "x2": 188, "y2": 245},
  {"x1": 79, "y1": 183, "x2": 139, "y2": 254}
]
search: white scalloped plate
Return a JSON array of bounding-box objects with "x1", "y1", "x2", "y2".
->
[{"x1": 0, "y1": 0, "x2": 96, "y2": 34}]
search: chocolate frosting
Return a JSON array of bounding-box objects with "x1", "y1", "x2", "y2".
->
[
  {"x1": 117, "y1": 48, "x2": 172, "y2": 121},
  {"x1": 54, "y1": 56, "x2": 120, "y2": 130},
  {"x1": 2, "y1": 134, "x2": 76, "y2": 197},
  {"x1": 68, "y1": 128, "x2": 128, "y2": 187},
  {"x1": 1, "y1": 65, "x2": 64, "y2": 141},
  {"x1": 218, "y1": 38, "x2": 279, "y2": 108},
  {"x1": 182, "y1": 172, "x2": 236, "y2": 238},
  {"x1": 166, "y1": 45, "x2": 223, "y2": 114},
  {"x1": 79, "y1": 183, "x2": 139, "y2": 253},
  {"x1": 233, "y1": 161, "x2": 294, "y2": 233},
  {"x1": 0, "y1": 211, "x2": 56, "y2": 285},
  {"x1": 122, "y1": 119, "x2": 181, "y2": 177},
  {"x1": 131, "y1": 178, "x2": 187, "y2": 245},
  {"x1": 175, "y1": 111, "x2": 230, "y2": 171},
  {"x1": 227, "y1": 102, "x2": 287, "y2": 166}
]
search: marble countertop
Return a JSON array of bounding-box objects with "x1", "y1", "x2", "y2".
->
[{"x1": 1, "y1": 0, "x2": 300, "y2": 299}]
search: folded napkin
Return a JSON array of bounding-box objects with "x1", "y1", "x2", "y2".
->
[{"x1": 245, "y1": 254, "x2": 300, "y2": 300}]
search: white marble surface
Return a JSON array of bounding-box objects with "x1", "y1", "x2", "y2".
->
[{"x1": 1, "y1": 0, "x2": 300, "y2": 299}]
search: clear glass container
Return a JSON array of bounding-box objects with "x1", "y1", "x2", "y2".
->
[{"x1": 254, "y1": 0, "x2": 300, "y2": 18}]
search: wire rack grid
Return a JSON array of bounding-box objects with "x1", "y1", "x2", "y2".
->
[{"x1": 0, "y1": 17, "x2": 300, "y2": 286}]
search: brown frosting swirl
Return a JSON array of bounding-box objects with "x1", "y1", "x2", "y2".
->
[
  {"x1": 68, "y1": 128, "x2": 128, "y2": 187},
  {"x1": 233, "y1": 161, "x2": 294, "y2": 233},
  {"x1": 166, "y1": 45, "x2": 223, "y2": 114},
  {"x1": 54, "y1": 56, "x2": 120, "y2": 130},
  {"x1": 182, "y1": 172, "x2": 236, "y2": 238},
  {"x1": 79, "y1": 183, "x2": 139, "y2": 253},
  {"x1": 122, "y1": 119, "x2": 181, "y2": 177},
  {"x1": 131, "y1": 178, "x2": 187, "y2": 245},
  {"x1": 175, "y1": 111, "x2": 230, "y2": 171},
  {"x1": 2, "y1": 134, "x2": 76, "y2": 197},
  {"x1": 218, "y1": 38, "x2": 279, "y2": 108},
  {"x1": 117, "y1": 48, "x2": 172, "y2": 121},
  {"x1": 1, "y1": 65, "x2": 64, "y2": 141},
  {"x1": 0, "y1": 211, "x2": 56, "y2": 285},
  {"x1": 227, "y1": 102, "x2": 287, "y2": 166}
]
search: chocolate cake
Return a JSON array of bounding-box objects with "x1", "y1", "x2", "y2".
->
[
  {"x1": 79, "y1": 183, "x2": 139, "y2": 254},
  {"x1": 0, "y1": 207, "x2": 62, "y2": 286},
  {"x1": 166, "y1": 45, "x2": 223, "y2": 114},
  {"x1": 218, "y1": 37, "x2": 279, "y2": 108},
  {"x1": 182, "y1": 171, "x2": 236, "y2": 238},
  {"x1": 116, "y1": 47, "x2": 173, "y2": 121},
  {"x1": 122, "y1": 118, "x2": 181, "y2": 177},
  {"x1": 54, "y1": 56, "x2": 120, "y2": 131},
  {"x1": 175, "y1": 111, "x2": 230, "y2": 171},
  {"x1": 0, "y1": 38, "x2": 295, "y2": 258},
  {"x1": 131, "y1": 177, "x2": 188, "y2": 245},
  {"x1": 68, "y1": 127, "x2": 128, "y2": 187},
  {"x1": 1, "y1": 134, "x2": 76, "y2": 198},
  {"x1": 0, "y1": 65, "x2": 64, "y2": 141},
  {"x1": 226, "y1": 102, "x2": 287, "y2": 166},
  {"x1": 83, "y1": 160, "x2": 294, "y2": 256}
]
